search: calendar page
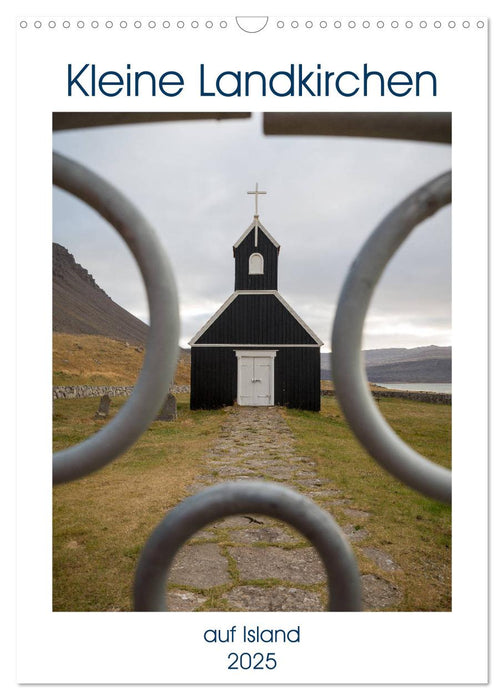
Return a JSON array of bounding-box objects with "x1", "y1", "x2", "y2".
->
[{"x1": 12, "y1": 0, "x2": 490, "y2": 689}]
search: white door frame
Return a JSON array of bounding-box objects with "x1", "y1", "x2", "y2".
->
[{"x1": 235, "y1": 350, "x2": 277, "y2": 406}]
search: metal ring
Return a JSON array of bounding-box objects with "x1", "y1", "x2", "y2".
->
[
  {"x1": 53, "y1": 152, "x2": 180, "y2": 484},
  {"x1": 331, "y1": 172, "x2": 452, "y2": 503},
  {"x1": 134, "y1": 481, "x2": 362, "y2": 611}
]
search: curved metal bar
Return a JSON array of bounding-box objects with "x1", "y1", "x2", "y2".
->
[
  {"x1": 331, "y1": 172, "x2": 452, "y2": 503},
  {"x1": 53, "y1": 152, "x2": 180, "y2": 484},
  {"x1": 134, "y1": 481, "x2": 362, "y2": 611}
]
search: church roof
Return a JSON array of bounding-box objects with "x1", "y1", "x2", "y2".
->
[
  {"x1": 233, "y1": 218, "x2": 280, "y2": 252},
  {"x1": 189, "y1": 290, "x2": 323, "y2": 347}
]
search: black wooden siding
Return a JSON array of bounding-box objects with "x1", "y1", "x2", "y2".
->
[
  {"x1": 195, "y1": 294, "x2": 317, "y2": 346},
  {"x1": 275, "y1": 347, "x2": 321, "y2": 411},
  {"x1": 234, "y1": 228, "x2": 278, "y2": 290},
  {"x1": 190, "y1": 348, "x2": 237, "y2": 410},
  {"x1": 190, "y1": 346, "x2": 320, "y2": 411}
]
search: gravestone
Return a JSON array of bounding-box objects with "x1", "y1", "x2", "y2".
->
[
  {"x1": 94, "y1": 394, "x2": 111, "y2": 419},
  {"x1": 157, "y1": 392, "x2": 177, "y2": 421}
]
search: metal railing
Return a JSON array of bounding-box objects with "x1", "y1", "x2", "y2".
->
[
  {"x1": 53, "y1": 112, "x2": 451, "y2": 610},
  {"x1": 332, "y1": 171, "x2": 452, "y2": 503},
  {"x1": 133, "y1": 481, "x2": 362, "y2": 611},
  {"x1": 52, "y1": 152, "x2": 179, "y2": 485}
]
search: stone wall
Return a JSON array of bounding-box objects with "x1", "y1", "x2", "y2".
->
[
  {"x1": 321, "y1": 388, "x2": 451, "y2": 405},
  {"x1": 54, "y1": 385, "x2": 450, "y2": 405},
  {"x1": 53, "y1": 385, "x2": 191, "y2": 399}
]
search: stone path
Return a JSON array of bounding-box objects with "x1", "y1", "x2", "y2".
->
[{"x1": 166, "y1": 406, "x2": 402, "y2": 612}]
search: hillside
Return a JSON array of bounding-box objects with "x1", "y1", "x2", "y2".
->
[
  {"x1": 363, "y1": 345, "x2": 451, "y2": 367},
  {"x1": 365, "y1": 357, "x2": 451, "y2": 383},
  {"x1": 53, "y1": 242, "x2": 149, "y2": 345},
  {"x1": 53, "y1": 242, "x2": 451, "y2": 387},
  {"x1": 53, "y1": 243, "x2": 189, "y2": 386},
  {"x1": 53, "y1": 333, "x2": 190, "y2": 386},
  {"x1": 321, "y1": 345, "x2": 452, "y2": 383}
]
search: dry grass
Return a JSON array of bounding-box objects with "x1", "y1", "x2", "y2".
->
[
  {"x1": 53, "y1": 393, "x2": 227, "y2": 611},
  {"x1": 321, "y1": 379, "x2": 399, "y2": 393},
  {"x1": 175, "y1": 351, "x2": 191, "y2": 385},
  {"x1": 53, "y1": 334, "x2": 451, "y2": 612},
  {"x1": 53, "y1": 332, "x2": 190, "y2": 386},
  {"x1": 54, "y1": 392, "x2": 451, "y2": 612}
]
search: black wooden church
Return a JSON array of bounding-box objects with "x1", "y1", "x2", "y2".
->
[{"x1": 189, "y1": 185, "x2": 322, "y2": 411}]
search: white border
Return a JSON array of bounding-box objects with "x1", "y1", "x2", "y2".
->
[{"x1": 11, "y1": 1, "x2": 492, "y2": 689}]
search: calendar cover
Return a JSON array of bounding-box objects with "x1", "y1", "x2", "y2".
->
[{"x1": 12, "y1": 0, "x2": 489, "y2": 690}]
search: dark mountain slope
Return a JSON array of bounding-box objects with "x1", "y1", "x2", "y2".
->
[
  {"x1": 365, "y1": 357, "x2": 451, "y2": 383},
  {"x1": 53, "y1": 242, "x2": 149, "y2": 346}
]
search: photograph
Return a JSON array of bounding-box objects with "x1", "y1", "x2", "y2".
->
[{"x1": 52, "y1": 111, "x2": 452, "y2": 614}]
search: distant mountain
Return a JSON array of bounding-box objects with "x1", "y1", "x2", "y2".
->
[
  {"x1": 320, "y1": 353, "x2": 332, "y2": 373},
  {"x1": 363, "y1": 345, "x2": 451, "y2": 367},
  {"x1": 321, "y1": 345, "x2": 452, "y2": 383},
  {"x1": 365, "y1": 357, "x2": 451, "y2": 383},
  {"x1": 53, "y1": 243, "x2": 149, "y2": 345}
]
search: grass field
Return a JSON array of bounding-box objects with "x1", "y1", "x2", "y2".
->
[
  {"x1": 53, "y1": 394, "x2": 228, "y2": 611},
  {"x1": 53, "y1": 332, "x2": 191, "y2": 386},
  {"x1": 53, "y1": 389, "x2": 451, "y2": 612},
  {"x1": 283, "y1": 397, "x2": 451, "y2": 612}
]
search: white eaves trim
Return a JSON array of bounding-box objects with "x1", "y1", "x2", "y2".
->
[
  {"x1": 189, "y1": 290, "x2": 323, "y2": 347},
  {"x1": 233, "y1": 218, "x2": 280, "y2": 251},
  {"x1": 193, "y1": 344, "x2": 321, "y2": 348},
  {"x1": 276, "y1": 291, "x2": 323, "y2": 346},
  {"x1": 189, "y1": 291, "x2": 239, "y2": 346}
]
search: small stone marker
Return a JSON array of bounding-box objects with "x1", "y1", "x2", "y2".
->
[
  {"x1": 157, "y1": 392, "x2": 177, "y2": 421},
  {"x1": 94, "y1": 394, "x2": 111, "y2": 419}
]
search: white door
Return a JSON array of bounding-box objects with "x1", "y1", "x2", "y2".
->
[
  {"x1": 236, "y1": 352, "x2": 275, "y2": 406},
  {"x1": 252, "y1": 356, "x2": 272, "y2": 406}
]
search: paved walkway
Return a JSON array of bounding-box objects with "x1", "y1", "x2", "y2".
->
[{"x1": 166, "y1": 406, "x2": 401, "y2": 612}]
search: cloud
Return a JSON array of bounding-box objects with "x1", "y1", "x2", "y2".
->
[{"x1": 53, "y1": 113, "x2": 451, "y2": 350}]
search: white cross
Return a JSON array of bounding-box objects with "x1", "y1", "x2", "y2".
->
[
  {"x1": 247, "y1": 183, "x2": 267, "y2": 247},
  {"x1": 247, "y1": 182, "x2": 267, "y2": 218}
]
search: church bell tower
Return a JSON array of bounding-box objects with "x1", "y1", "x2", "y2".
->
[{"x1": 232, "y1": 183, "x2": 280, "y2": 291}]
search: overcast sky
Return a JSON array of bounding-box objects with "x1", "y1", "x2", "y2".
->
[{"x1": 53, "y1": 113, "x2": 451, "y2": 351}]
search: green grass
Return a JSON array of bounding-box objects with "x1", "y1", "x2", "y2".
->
[
  {"x1": 53, "y1": 392, "x2": 451, "y2": 612},
  {"x1": 282, "y1": 396, "x2": 451, "y2": 611}
]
